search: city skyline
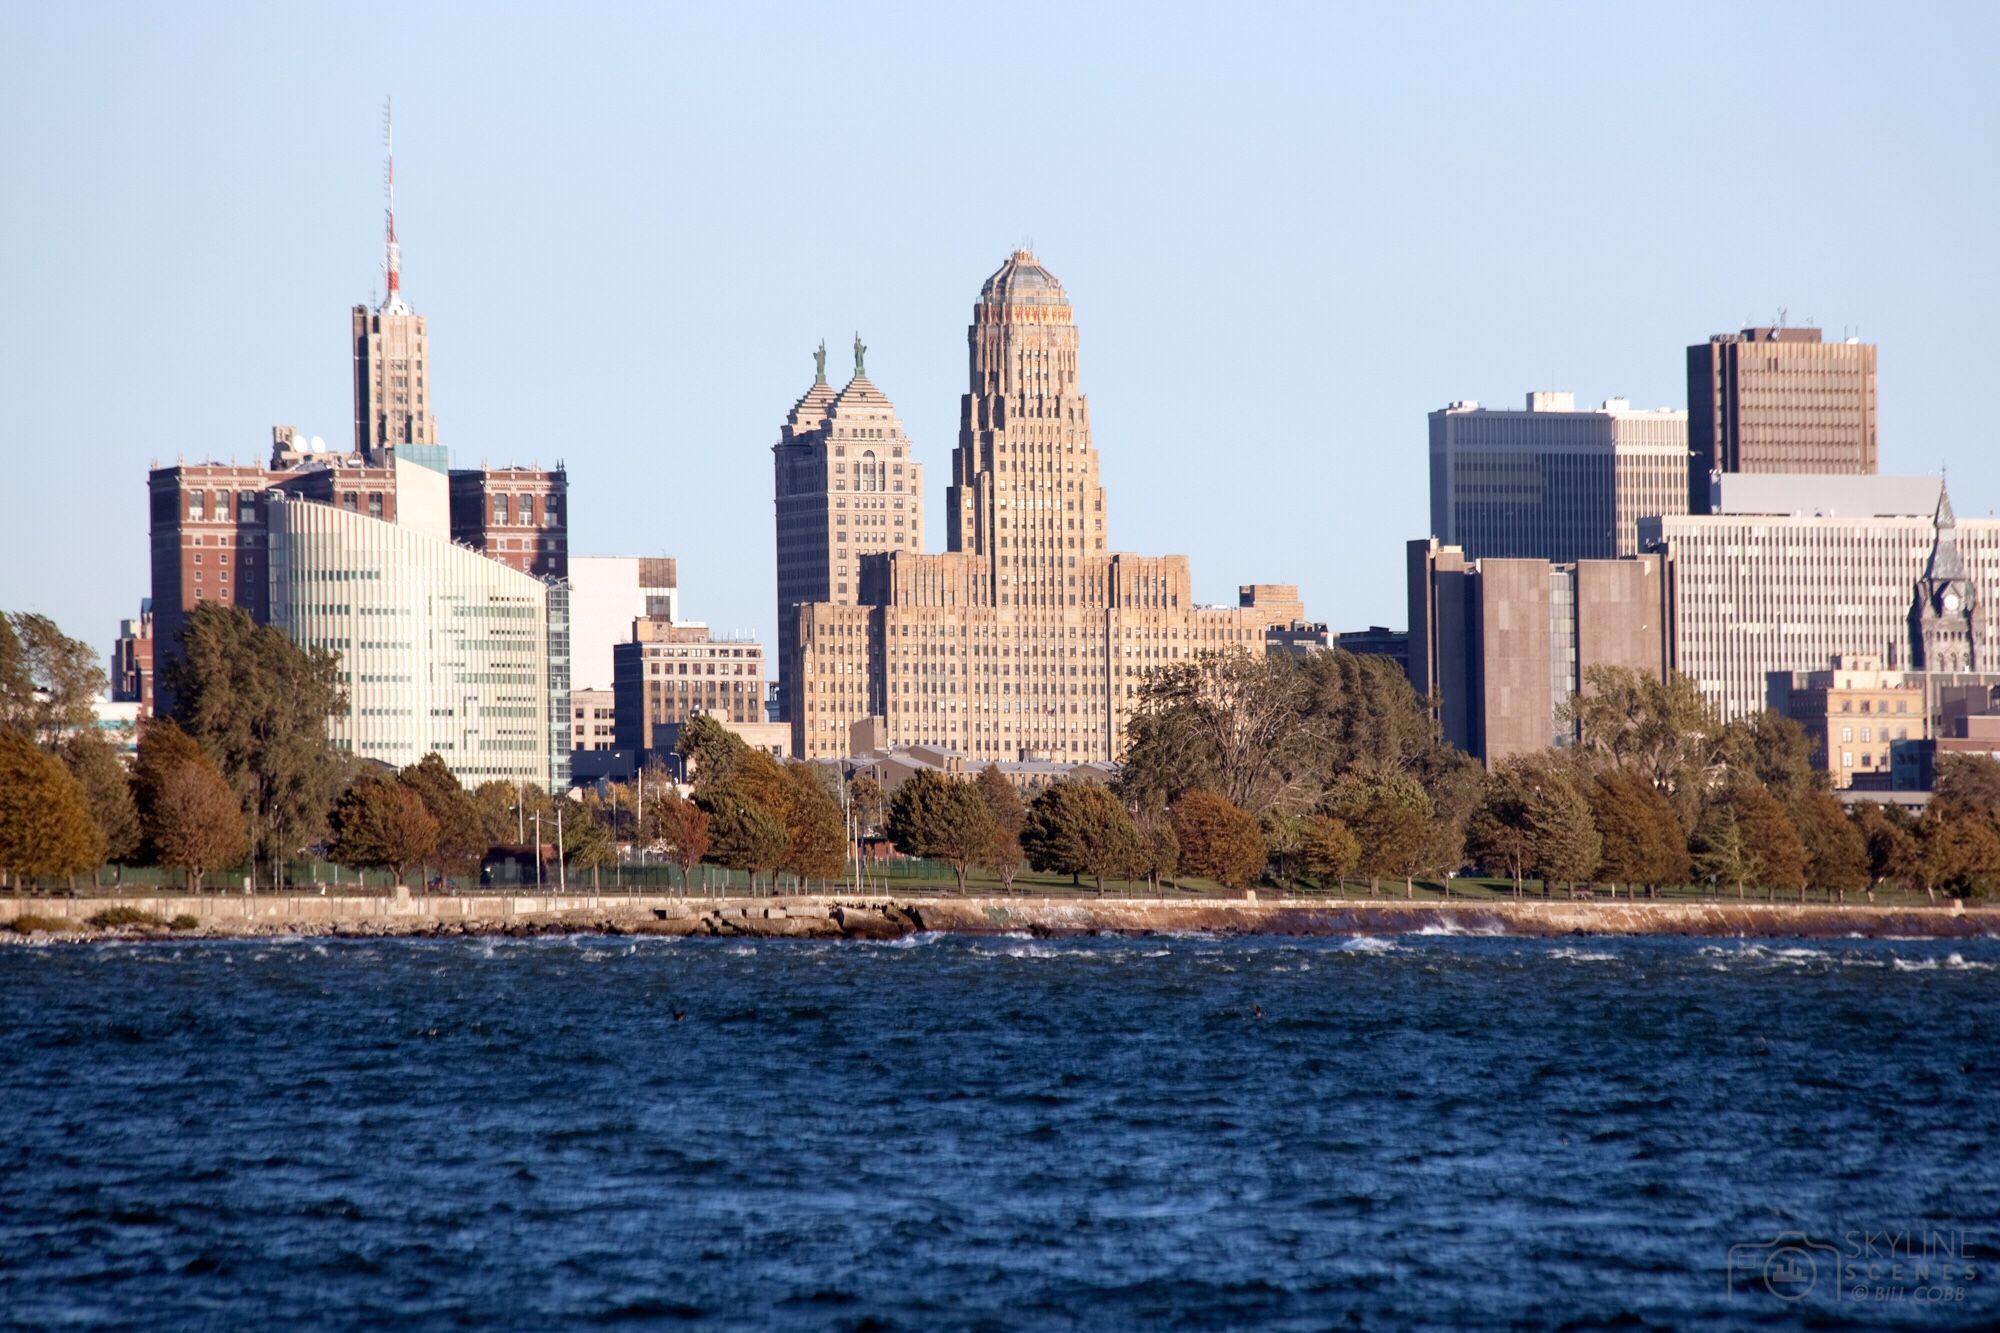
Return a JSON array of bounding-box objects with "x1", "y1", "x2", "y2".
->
[{"x1": 7, "y1": 4, "x2": 1999, "y2": 663}]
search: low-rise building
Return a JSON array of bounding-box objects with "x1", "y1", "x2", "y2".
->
[
  {"x1": 110, "y1": 600, "x2": 154, "y2": 716},
  {"x1": 612, "y1": 619, "x2": 766, "y2": 759},
  {"x1": 571, "y1": 688, "x2": 617, "y2": 753},
  {"x1": 1768, "y1": 655, "x2": 1929, "y2": 788}
]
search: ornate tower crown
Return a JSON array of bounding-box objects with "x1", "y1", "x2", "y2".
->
[{"x1": 979, "y1": 249, "x2": 1069, "y2": 309}]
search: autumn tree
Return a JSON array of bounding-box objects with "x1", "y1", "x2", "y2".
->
[
  {"x1": 1914, "y1": 803, "x2": 2000, "y2": 902},
  {"x1": 399, "y1": 754, "x2": 487, "y2": 881},
  {"x1": 0, "y1": 730, "x2": 105, "y2": 890},
  {"x1": 167, "y1": 603, "x2": 348, "y2": 885},
  {"x1": 1731, "y1": 781, "x2": 1809, "y2": 899},
  {"x1": 887, "y1": 770, "x2": 996, "y2": 891},
  {"x1": 781, "y1": 763, "x2": 846, "y2": 886},
  {"x1": 560, "y1": 795, "x2": 617, "y2": 888},
  {"x1": 1791, "y1": 788, "x2": 1869, "y2": 902},
  {"x1": 1331, "y1": 769, "x2": 1442, "y2": 897},
  {"x1": 1467, "y1": 765, "x2": 1536, "y2": 894},
  {"x1": 1023, "y1": 780, "x2": 1144, "y2": 892},
  {"x1": 152, "y1": 764, "x2": 249, "y2": 893},
  {"x1": 1171, "y1": 790, "x2": 1267, "y2": 889},
  {"x1": 1695, "y1": 782, "x2": 1806, "y2": 898},
  {"x1": 1850, "y1": 801, "x2": 1918, "y2": 900},
  {"x1": 699, "y1": 781, "x2": 788, "y2": 892},
  {"x1": 974, "y1": 765, "x2": 1027, "y2": 891},
  {"x1": 1588, "y1": 767, "x2": 1688, "y2": 896},
  {"x1": 0, "y1": 612, "x2": 106, "y2": 750},
  {"x1": 1299, "y1": 814, "x2": 1360, "y2": 890},
  {"x1": 328, "y1": 775, "x2": 440, "y2": 886},
  {"x1": 848, "y1": 774, "x2": 887, "y2": 838},
  {"x1": 58, "y1": 731, "x2": 141, "y2": 868},
  {"x1": 651, "y1": 789, "x2": 711, "y2": 881},
  {"x1": 132, "y1": 719, "x2": 210, "y2": 863}
]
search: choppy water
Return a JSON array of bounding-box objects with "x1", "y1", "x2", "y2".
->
[{"x1": 1, "y1": 933, "x2": 1996, "y2": 1330}]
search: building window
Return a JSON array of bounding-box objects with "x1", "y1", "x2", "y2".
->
[
  {"x1": 368, "y1": 493, "x2": 384, "y2": 519},
  {"x1": 344, "y1": 492, "x2": 358, "y2": 512},
  {"x1": 495, "y1": 496, "x2": 510, "y2": 525}
]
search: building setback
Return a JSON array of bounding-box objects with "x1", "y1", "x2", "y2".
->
[
  {"x1": 1428, "y1": 392, "x2": 1687, "y2": 562},
  {"x1": 1407, "y1": 539, "x2": 1669, "y2": 768},
  {"x1": 788, "y1": 251, "x2": 1275, "y2": 763},
  {"x1": 1686, "y1": 327, "x2": 1877, "y2": 512}
]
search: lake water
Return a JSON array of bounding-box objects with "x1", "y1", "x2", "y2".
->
[{"x1": 2, "y1": 933, "x2": 1995, "y2": 1329}]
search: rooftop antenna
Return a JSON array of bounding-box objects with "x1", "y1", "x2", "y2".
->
[
  {"x1": 381, "y1": 97, "x2": 406, "y2": 312},
  {"x1": 1777, "y1": 305, "x2": 1788, "y2": 328}
]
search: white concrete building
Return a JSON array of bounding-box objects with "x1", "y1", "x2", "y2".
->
[
  {"x1": 567, "y1": 556, "x2": 680, "y2": 691},
  {"x1": 1641, "y1": 476, "x2": 1997, "y2": 723}
]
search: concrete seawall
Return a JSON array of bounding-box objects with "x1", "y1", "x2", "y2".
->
[{"x1": 5, "y1": 893, "x2": 1998, "y2": 940}]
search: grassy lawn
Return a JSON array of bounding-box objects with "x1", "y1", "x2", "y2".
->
[{"x1": 3, "y1": 863, "x2": 1966, "y2": 910}]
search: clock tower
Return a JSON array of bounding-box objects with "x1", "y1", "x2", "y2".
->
[{"x1": 1911, "y1": 481, "x2": 1978, "y2": 672}]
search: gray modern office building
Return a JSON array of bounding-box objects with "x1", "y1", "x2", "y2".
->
[{"x1": 1428, "y1": 392, "x2": 1687, "y2": 564}]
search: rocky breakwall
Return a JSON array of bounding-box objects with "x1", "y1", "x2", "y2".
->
[
  {"x1": 909, "y1": 896, "x2": 2000, "y2": 940},
  {"x1": 5, "y1": 894, "x2": 1997, "y2": 940}
]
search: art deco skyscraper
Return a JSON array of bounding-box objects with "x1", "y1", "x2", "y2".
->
[
  {"x1": 785, "y1": 251, "x2": 1276, "y2": 762},
  {"x1": 771, "y1": 338, "x2": 924, "y2": 721},
  {"x1": 948, "y1": 252, "x2": 1108, "y2": 588},
  {"x1": 352, "y1": 103, "x2": 439, "y2": 462}
]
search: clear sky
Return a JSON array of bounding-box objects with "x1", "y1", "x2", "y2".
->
[{"x1": 5, "y1": 2, "x2": 1996, "y2": 662}]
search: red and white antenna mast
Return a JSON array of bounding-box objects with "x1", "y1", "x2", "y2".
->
[{"x1": 382, "y1": 97, "x2": 407, "y2": 312}]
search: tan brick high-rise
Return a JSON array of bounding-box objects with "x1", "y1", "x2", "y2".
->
[
  {"x1": 789, "y1": 251, "x2": 1271, "y2": 762},
  {"x1": 353, "y1": 295, "x2": 437, "y2": 460},
  {"x1": 1687, "y1": 326, "x2": 1877, "y2": 512},
  {"x1": 772, "y1": 339, "x2": 925, "y2": 719}
]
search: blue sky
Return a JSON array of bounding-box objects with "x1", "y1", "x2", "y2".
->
[{"x1": 5, "y1": 2, "x2": 1996, "y2": 661}]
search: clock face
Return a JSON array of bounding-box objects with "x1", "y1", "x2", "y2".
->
[{"x1": 1942, "y1": 591, "x2": 1962, "y2": 613}]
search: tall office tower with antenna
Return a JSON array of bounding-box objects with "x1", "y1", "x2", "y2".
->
[
  {"x1": 1686, "y1": 325, "x2": 1877, "y2": 513},
  {"x1": 353, "y1": 98, "x2": 440, "y2": 464}
]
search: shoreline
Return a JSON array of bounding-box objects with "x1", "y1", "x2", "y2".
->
[{"x1": 5, "y1": 893, "x2": 1998, "y2": 942}]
